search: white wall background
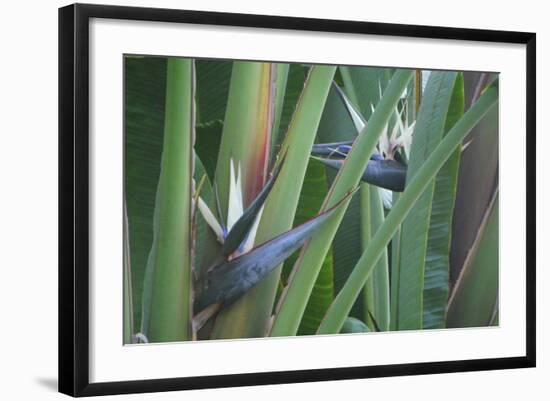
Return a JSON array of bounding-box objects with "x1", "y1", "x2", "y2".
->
[{"x1": 0, "y1": 0, "x2": 547, "y2": 399}]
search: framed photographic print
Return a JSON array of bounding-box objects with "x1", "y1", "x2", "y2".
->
[{"x1": 58, "y1": 3, "x2": 536, "y2": 397}]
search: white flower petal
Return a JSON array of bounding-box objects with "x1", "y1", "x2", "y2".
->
[
  {"x1": 237, "y1": 204, "x2": 265, "y2": 256},
  {"x1": 197, "y1": 197, "x2": 225, "y2": 243},
  {"x1": 379, "y1": 188, "x2": 393, "y2": 209}
]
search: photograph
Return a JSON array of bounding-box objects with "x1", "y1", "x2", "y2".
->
[{"x1": 123, "y1": 56, "x2": 499, "y2": 344}]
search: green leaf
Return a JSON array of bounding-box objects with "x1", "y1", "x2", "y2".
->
[
  {"x1": 366, "y1": 187, "x2": 390, "y2": 331},
  {"x1": 271, "y1": 64, "x2": 308, "y2": 159},
  {"x1": 317, "y1": 82, "x2": 498, "y2": 334},
  {"x1": 450, "y1": 82, "x2": 499, "y2": 286},
  {"x1": 214, "y1": 62, "x2": 280, "y2": 219},
  {"x1": 271, "y1": 64, "x2": 290, "y2": 159},
  {"x1": 145, "y1": 58, "x2": 195, "y2": 342},
  {"x1": 270, "y1": 70, "x2": 414, "y2": 337},
  {"x1": 390, "y1": 191, "x2": 402, "y2": 331},
  {"x1": 195, "y1": 120, "x2": 223, "y2": 184},
  {"x1": 195, "y1": 60, "x2": 232, "y2": 124},
  {"x1": 360, "y1": 184, "x2": 374, "y2": 327},
  {"x1": 447, "y1": 192, "x2": 499, "y2": 328},
  {"x1": 123, "y1": 204, "x2": 134, "y2": 344},
  {"x1": 393, "y1": 71, "x2": 459, "y2": 330},
  {"x1": 339, "y1": 67, "x2": 394, "y2": 330},
  {"x1": 210, "y1": 65, "x2": 337, "y2": 339},
  {"x1": 282, "y1": 159, "x2": 334, "y2": 335},
  {"x1": 340, "y1": 66, "x2": 393, "y2": 120},
  {"x1": 124, "y1": 56, "x2": 166, "y2": 331},
  {"x1": 340, "y1": 317, "x2": 370, "y2": 333},
  {"x1": 193, "y1": 155, "x2": 221, "y2": 278},
  {"x1": 315, "y1": 84, "x2": 364, "y2": 320},
  {"x1": 422, "y1": 73, "x2": 465, "y2": 329},
  {"x1": 195, "y1": 190, "x2": 354, "y2": 312}
]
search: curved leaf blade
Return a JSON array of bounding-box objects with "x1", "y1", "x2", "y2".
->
[
  {"x1": 393, "y1": 71, "x2": 459, "y2": 330},
  {"x1": 317, "y1": 82, "x2": 498, "y2": 334},
  {"x1": 422, "y1": 74, "x2": 465, "y2": 329},
  {"x1": 447, "y1": 191, "x2": 499, "y2": 328},
  {"x1": 270, "y1": 70, "x2": 414, "y2": 337}
]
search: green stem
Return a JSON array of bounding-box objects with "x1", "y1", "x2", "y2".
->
[{"x1": 147, "y1": 59, "x2": 194, "y2": 342}]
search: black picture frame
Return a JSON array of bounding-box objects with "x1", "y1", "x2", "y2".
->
[{"x1": 59, "y1": 3, "x2": 536, "y2": 397}]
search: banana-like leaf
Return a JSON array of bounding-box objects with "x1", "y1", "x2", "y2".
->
[
  {"x1": 214, "y1": 62, "x2": 284, "y2": 218},
  {"x1": 340, "y1": 317, "x2": 370, "y2": 333},
  {"x1": 211, "y1": 66, "x2": 337, "y2": 339},
  {"x1": 422, "y1": 73, "x2": 465, "y2": 329},
  {"x1": 194, "y1": 190, "x2": 355, "y2": 312},
  {"x1": 195, "y1": 60, "x2": 232, "y2": 124},
  {"x1": 145, "y1": 58, "x2": 195, "y2": 342},
  {"x1": 270, "y1": 64, "x2": 307, "y2": 159},
  {"x1": 124, "y1": 57, "x2": 166, "y2": 330},
  {"x1": 270, "y1": 70, "x2": 414, "y2": 337},
  {"x1": 317, "y1": 82, "x2": 498, "y2": 334},
  {"x1": 314, "y1": 157, "x2": 406, "y2": 192},
  {"x1": 447, "y1": 191, "x2": 499, "y2": 328},
  {"x1": 450, "y1": 74, "x2": 499, "y2": 286},
  {"x1": 392, "y1": 71, "x2": 459, "y2": 330},
  {"x1": 123, "y1": 203, "x2": 134, "y2": 344},
  {"x1": 221, "y1": 154, "x2": 286, "y2": 258},
  {"x1": 195, "y1": 120, "x2": 223, "y2": 184},
  {"x1": 271, "y1": 64, "x2": 290, "y2": 159}
]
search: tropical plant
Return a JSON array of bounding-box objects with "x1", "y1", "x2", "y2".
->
[{"x1": 124, "y1": 56, "x2": 499, "y2": 343}]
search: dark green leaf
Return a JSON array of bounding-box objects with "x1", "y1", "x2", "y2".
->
[
  {"x1": 393, "y1": 71, "x2": 459, "y2": 330},
  {"x1": 195, "y1": 120, "x2": 223, "y2": 184},
  {"x1": 270, "y1": 64, "x2": 308, "y2": 158},
  {"x1": 124, "y1": 56, "x2": 166, "y2": 330},
  {"x1": 340, "y1": 66, "x2": 393, "y2": 120},
  {"x1": 422, "y1": 73, "x2": 465, "y2": 329},
  {"x1": 281, "y1": 159, "x2": 334, "y2": 335},
  {"x1": 195, "y1": 60, "x2": 232, "y2": 124},
  {"x1": 316, "y1": 83, "x2": 364, "y2": 319}
]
